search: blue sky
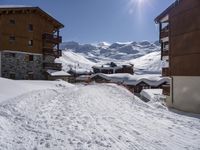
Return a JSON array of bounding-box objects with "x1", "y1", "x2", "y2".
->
[{"x1": 0, "y1": 0, "x2": 175, "y2": 43}]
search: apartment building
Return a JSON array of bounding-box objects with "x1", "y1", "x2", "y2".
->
[
  {"x1": 0, "y1": 6, "x2": 64, "y2": 80},
  {"x1": 155, "y1": 0, "x2": 200, "y2": 113}
]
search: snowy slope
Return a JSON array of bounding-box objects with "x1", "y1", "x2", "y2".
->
[
  {"x1": 55, "y1": 51, "x2": 95, "y2": 72},
  {"x1": 0, "y1": 77, "x2": 73, "y2": 103},
  {"x1": 128, "y1": 51, "x2": 162, "y2": 74},
  {"x1": 0, "y1": 79, "x2": 199, "y2": 150}
]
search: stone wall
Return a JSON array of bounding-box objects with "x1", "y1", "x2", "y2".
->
[{"x1": 1, "y1": 51, "x2": 45, "y2": 80}]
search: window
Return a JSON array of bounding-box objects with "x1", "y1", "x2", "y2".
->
[
  {"x1": 10, "y1": 73, "x2": 15, "y2": 79},
  {"x1": 28, "y1": 24, "x2": 33, "y2": 31},
  {"x1": 29, "y1": 55, "x2": 34, "y2": 61},
  {"x1": 9, "y1": 36, "x2": 15, "y2": 42},
  {"x1": 10, "y1": 19, "x2": 15, "y2": 25},
  {"x1": 28, "y1": 40, "x2": 33, "y2": 46}
]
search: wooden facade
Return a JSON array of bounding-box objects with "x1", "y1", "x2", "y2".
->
[
  {"x1": 0, "y1": 7, "x2": 63, "y2": 53},
  {"x1": 0, "y1": 6, "x2": 64, "y2": 79},
  {"x1": 155, "y1": 0, "x2": 200, "y2": 77},
  {"x1": 155, "y1": 0, "x2": 200, "y2": 113},
  {"x1": 93, "y1": 63, "x2": 134, "y2": 75},
  {"x1": 155, "y1": 0, "x2": 200, "y2": 96}
]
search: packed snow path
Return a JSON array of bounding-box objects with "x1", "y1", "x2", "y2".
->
[{"x1": 0, "y1": 84, "x2": 200, "y2": 150}]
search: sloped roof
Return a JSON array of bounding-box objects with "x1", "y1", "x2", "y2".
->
[
  {"x1": 0, "y1": 5, "x2": 64, "y2": 28},
  {"x1": 155, "y1": 0, "x2": 182, "y2": 23},
  {"x1": 91, "y1": 73, "x2": 170, "y2": 87},
  {"x1": 47, "y1": 69, "x2": 70, "y2": 77}
]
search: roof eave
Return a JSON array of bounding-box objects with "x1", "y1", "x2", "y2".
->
[
  {"x1": 154, "y1": 0, "x2": 181, "y2": 23},
  {"x1": 0, "y1": 6, "x2": 64, "y2": 29}
]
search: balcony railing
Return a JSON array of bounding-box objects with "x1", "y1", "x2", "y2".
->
[
  {"x1": 43, "y1": 63, "x2": 62, "y2": 71},
  {"x1": 43, "y1": 48, "x2": 62, "y2": 58},
  {"x1": 160, "y1": 24, "x2": 169, "y2": 39},
  {"x1": 162, "y1": 84, "x2": 170, "y2": 96},
  {"x1": 160, "y1": 30, "x2": 169, "y2": 39},
  {"x1": 42, "y1": 33, "x2": 62, "y2": 43},
  {"x1": 162, "y1": 67, "x2": 170, "y2": 77},
  {"x1": 161, "y1": 50, "x2": 169, "y2": 57}
]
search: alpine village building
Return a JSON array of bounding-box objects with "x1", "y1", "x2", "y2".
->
[
  {"x1": 0, "y1": 6, "x2": 64, "y2": 80},
  {"x1": 155, "y1": 0, "x2": 200, "y2": 113}
]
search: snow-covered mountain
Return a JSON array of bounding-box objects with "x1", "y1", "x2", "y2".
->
[
  {"x1": 58, "y1": 41, "x2": 161, "y2": 74},
  {"x1": 60, "y1": 41, "x2": 160, "y2": 62}
]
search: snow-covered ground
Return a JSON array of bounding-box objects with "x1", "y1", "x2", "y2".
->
[
  {"x1": 0, "y1": 78, "x2": 200, "y2": 150},
  {"x1": 140, "y1": 89, "x2": 163, "y2": 102},
  {"x1": 0, "y1": 77, "x2": 73, "y2": 102}
]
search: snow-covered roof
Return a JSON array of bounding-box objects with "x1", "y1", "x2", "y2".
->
[
  {"x1": 91, "y1": 73, "x2": 170, "y2": 86},
  {"x1": 47, "y1": 70, "x2": 70, "y2": 76},
  {"x1": 0, "y1": 5, "x2": 31, "y2": 8},
  {"x1": 93, "y1": 62, "x2": 133, "y2": 69},
  {"x1": 68, "y1": 68, "x2": 92, "y2": 75}
]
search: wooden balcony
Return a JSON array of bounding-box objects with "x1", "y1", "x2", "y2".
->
[
  {"x1": 162, "y1": 67, "x2": 170, "y2": 76},
  {"x1": 160, "y1": 25, "x2": 169, "y2": 39},
  {"x1": 161, "y1": 50, "x2": 169, "y2": 57},
  {"x1": 162, "y1": 84, "x2": 170, "y2": 96},
  {"x1": 160, "y1": 30, "x2": 169, "y2": 39},
  {"x1": 42, "y1": 33, "x2": 62, "y2": 44},
  {"x1": 43, "y1": 63, "x2": 62, "y2": 71},
  {"x1": 43, "y1": 48, "x2": 62, "y2": 58}
]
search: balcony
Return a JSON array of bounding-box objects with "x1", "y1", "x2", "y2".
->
[
  {"x1": 162, "y1": 67, "x2": 170, "y2": 76},
  {"x1": 42, "y1": 33, "x2": 62, "y2": 44},
  {"x1": 43, "y1": 48, "x2": 62, "y2": 58},
  {"x1": 160, "y1": 25, "x2": 169, "y2": 39},
  {"x1": 162, "y1": 84, "x2": 170, "y2": 96},
  {"x1": 43, "y1": 63, "x2": 62, "y2": 71},
  {"x1": 160, "y1": 30, "x2": 169, "y2": 39},
  {"x1": 161, "y1": 50, "x2": 169, "y2": 57}
]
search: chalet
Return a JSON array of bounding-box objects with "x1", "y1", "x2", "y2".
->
[
  {"x1": 92, "y1": 62, "x2": 134, "y2": 75},
  {"x1": 67, "y1": 68, "x2": 92, "y2": 83},
  {"x1": 0, "y1": 6, "x2": 64, "y2": 80},
  {"x1": 155, "y1": 0, "x2": 200, "y2": 113},
  {"x1": 90, "y1": 73, "x2": 169, "y2": 93}
]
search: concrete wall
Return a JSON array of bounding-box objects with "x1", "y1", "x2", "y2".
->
[
  {"x1": 1, "y1": 50, "x2": 44, "y2": 80},
  {"x1": 172, "y1": 76, "x2": 200, "y2": 113}
]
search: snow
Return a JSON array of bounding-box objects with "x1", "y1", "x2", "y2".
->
[
  {"x1": 0, "y1": 78, "x2": 199, "y2": 149},
  {"x1": 0, "y1": 77, "x2": 73, "y2": 102},
  {"x1": 56, "y1": 51, "x2": 95, "y2": 72},
  {"x1": 60, "y1": 41, "x2": 160, "y2": 63},
  {"x1": 91, "y1": 73, "x2": 169, "y2": 86},
  {"x1": 140, "y1": 89, "x2": 163, "y2": 101},
  {"x1": 128, "y1": 51, "x2": 162, "y2": 74},
  {"x1": 47, "y1": 69, "x2": 70, "y2": 76},
  {"x1": 0, "y1": 5, "x2": 31, "y2": 8}
]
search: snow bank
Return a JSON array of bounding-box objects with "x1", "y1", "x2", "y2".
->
[
  {"x1": 0, "y1": 83, "x2": 199, "y2": 149},
  {"x1": 0, "y1": 77, "x2": 73, "y2": 102},
  {"x1": 140, "y1": 89, "x2": 163, "y2": 101}
]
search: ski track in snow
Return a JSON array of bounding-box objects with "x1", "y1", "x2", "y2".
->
[{"x1": 0, "y1": 84, "x2": 200, "y2": 150}]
